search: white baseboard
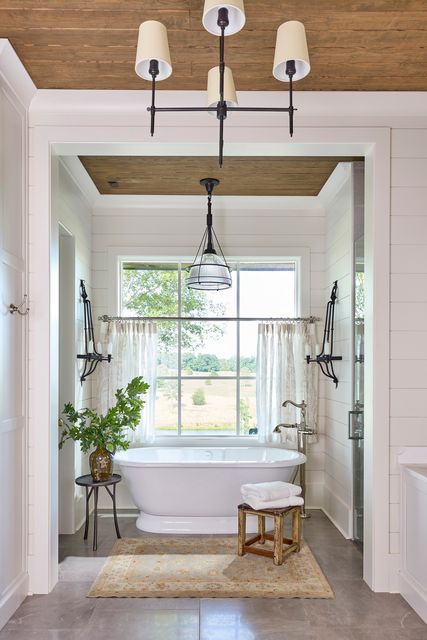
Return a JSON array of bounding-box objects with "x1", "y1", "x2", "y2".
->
[
  {"x1": 0, "y1": 572, "x2": 29, "y2": 630},
  {"x1": 322, "y1": 484, "x2": 352, "y2": 538},
  {"x1": 74, "y1": 495, "x2": 86, "y2": 533},
  {"x1": 388, "y1": 554, "x2": 400, "y2": 593},
  {"x1": 399, "y1": 571, "x2": 427, "y2": 623},
  {"x1": 321, "y1": 507, "x2": 351, "y2": 539}
]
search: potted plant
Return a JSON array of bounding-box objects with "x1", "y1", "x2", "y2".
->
[{"x1": 59, "y1": 376, "x2": 149, "y2": 482}]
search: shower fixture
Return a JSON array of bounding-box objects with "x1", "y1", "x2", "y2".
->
[
  {"x1": 305, "y1": 280, "x2": 342, "y2": 387},
  {"x1": 77, "y1": 280, "x2": 112, "y2": 383}
]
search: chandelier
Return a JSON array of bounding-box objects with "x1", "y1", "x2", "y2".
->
[
  {"x1": 135, "y1": 1, "x2": 310, "y2": 166},
  {"x1": 187, "y1": 178, "x2": 232, "y2": 290}
]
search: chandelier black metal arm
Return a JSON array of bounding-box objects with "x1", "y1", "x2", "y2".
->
[
  {"x1": 77, "y1": 280, "x2": 112, "y2": 383},
  {"x1": 147, "y1": 7, "x2": 297, "y2": 167},
  {"x1": 306, "y1": 280, "x2": 342, "y2": 387}
]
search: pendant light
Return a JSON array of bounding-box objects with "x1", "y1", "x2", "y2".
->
[{"x1": 187, "y1": 178, "x2": 232, "y2": 291}]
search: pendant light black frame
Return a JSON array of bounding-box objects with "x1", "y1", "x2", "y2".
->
[
  {"x1": 147, "y1": 7, "x2": 297, "y2": 167},
  {"x1": 187, "y1": 177, "x2": 232, "y2": 291}
]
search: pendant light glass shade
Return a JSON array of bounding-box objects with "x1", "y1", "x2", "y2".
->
[
  {"x1": 187, "y1": 178, "x2": 232, "y2": 291},
  {"x1": 188, "y1": 252, "x2": 232, "y2": 290},
  {"x1": 135, "y1": 20, "x2": 172, "y2": 81},
  {"x1": 273, "y1": 20, "x2": 310, "y2": 82},
  {"x1": 207, "y1": 65, "x2": 238, "y2": 114},
  {"x1": 202, "y1": 0, "x2": 245, "y2": 36}
]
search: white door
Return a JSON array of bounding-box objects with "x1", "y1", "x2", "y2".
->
[{"x1": 0, "y1": 87, "x2": 28, "y2": 626}]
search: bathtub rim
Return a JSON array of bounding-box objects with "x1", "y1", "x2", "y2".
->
[{"x1": 114, "y1": 446, "x2": 306, "y2": 468}]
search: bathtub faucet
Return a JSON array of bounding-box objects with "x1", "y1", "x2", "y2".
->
[
  {"x1": 282, "y1": 400, "x2": 314, "y2": 436},
  {"x1": 281, "y1": 399, "x2": 313, "y2": 519}
]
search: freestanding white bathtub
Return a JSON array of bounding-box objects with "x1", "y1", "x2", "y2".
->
[{"x1": 114, "y1": 446, "x2": 306, "y2": 534}]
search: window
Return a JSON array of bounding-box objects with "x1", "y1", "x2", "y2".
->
[{"x1": 121, "y1": 261, "x2": 297, "y2": 436}]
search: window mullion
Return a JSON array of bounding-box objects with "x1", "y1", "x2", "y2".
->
[
  {"x1": 236, "y1": 263, "x2": 241, "y2": 436},
  {"x1": 178, "y1": 263, "x2": 182, "y2": 436}
]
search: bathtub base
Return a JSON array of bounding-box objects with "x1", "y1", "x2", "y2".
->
[{"x1": 136, "y1": 511, "x2": 261, "y2": 534}]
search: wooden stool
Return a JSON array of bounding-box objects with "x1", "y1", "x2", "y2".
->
[{"x1": 237, "y1": 503, "x2": 301, "y2": 566}]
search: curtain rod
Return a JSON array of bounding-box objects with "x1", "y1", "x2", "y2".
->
[{"x1": 98, "y1": 314, "x2": 319, "y2": 323}]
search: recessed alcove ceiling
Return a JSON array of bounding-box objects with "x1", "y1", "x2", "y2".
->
[
  {"x1": 79, "y1": 156, "x2": 363, "y2": 197},
  {"x1": 1, "y1": 1, "x2": 427, "y2": 90}
]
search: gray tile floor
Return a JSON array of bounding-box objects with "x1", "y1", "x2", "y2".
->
[{"x1": 1, "y1": 510, "x2": 425, "y2": 639}]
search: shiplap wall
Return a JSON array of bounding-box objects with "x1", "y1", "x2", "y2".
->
[
  {"x1": 54, "y1": 159, "x2": 92, "y2": 532},
  {"x1": 91, "y1": 196, "x2": 327, "y2": 508},
  {"x1": 0, "y1": 79, "x2": 29, "y2": 629},
  {"x1": 390, "y1": 130, "x2": 427, "y2": 556},
  {"x1": 322, "y1": 164, "x2": 354, "y2": 537}
]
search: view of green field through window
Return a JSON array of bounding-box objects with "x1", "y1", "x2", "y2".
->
[{"x1": 121, "y1": 261, "x2": 296, "y2": 436}]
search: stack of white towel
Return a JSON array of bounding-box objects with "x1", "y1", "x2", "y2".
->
[{"x1": 240, "y1": 481, "x2": 304, "y2": 511}]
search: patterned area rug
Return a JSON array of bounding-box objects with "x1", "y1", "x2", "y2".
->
[{"x1": 88, "y1": 537, "x2": 333, "y2": 599}]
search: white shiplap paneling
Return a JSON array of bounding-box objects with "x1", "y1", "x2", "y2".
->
[
  {"x1": 322, "y1": 163, "x2": 354, "y2": 538},
  {"x1": 390, "y1": 147, "x2": 427, "y2": 555}
]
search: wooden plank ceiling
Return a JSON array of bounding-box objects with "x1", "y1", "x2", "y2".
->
[
  {"x1": 0, "y1": 1, "x2": 427, "y2": 90},
  {"x1": 79, "y1": 156, "x2": 363, "y2": 196}
]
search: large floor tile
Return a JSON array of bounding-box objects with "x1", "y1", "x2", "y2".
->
[
  {"x1": 1, "y1": 510, "x2": 425, "y2": 640},
  {"x1": 84, "y1": 609, "x2": 200, "y2": 640},
  {"x1": 0, "y1": 630, "x2": 83, "y2": 640}
]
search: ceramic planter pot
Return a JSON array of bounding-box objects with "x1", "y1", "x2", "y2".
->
[{"x1": 89, "y1": 447, "x2": 114, "y2": 482}]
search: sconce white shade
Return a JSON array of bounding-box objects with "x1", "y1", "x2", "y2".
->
[
  {"x1": 202, "y1": 0, "x2": 245, "y2": 36},
  {"x1": 273, "y1": 20, "x2": 310, "y2": 82},
  {"x1": 207, "y1": 66, "x2": 238, "y2": 113},
  {"x1": 135, "y1": 20, "x2": 172, "y2": 81}
]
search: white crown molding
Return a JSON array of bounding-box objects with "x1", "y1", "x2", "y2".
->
[
  {"x1": 29, "y1": 89, "x2": 427, "y2": 128},
  {"x1": 0, "y1": 39, "x2": 36, "y2": 110},
  {"x1": 92, "y1": 193, "x2": 324, "y2": 213},
  {"x1": 58, "y1": 156, "x2": 100, "y2": 209},
  {"x1": 317, "y1": 162, "x2": 352, "y2": 208}
]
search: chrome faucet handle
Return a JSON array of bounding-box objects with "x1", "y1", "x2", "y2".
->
[{"x1": 282, "y1": 399, "x2": 307, "y2": 424}]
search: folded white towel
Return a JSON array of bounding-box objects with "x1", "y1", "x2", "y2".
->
[
  {"x1": 243, "y1": 495, "x2": 304, "y2": 511},
  {"x1": 241, "y1": 481, "x2": 302, "y2": 502}
]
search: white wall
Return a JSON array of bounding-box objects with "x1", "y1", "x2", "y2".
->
[
  {"x1": 321, "y1": 164, "x2": 354, "y2": 537},
  {"x1": 90, "y1": 194, "x2": 327, "y2": 508},
  {"x1": 0, "y1": 42, "x2": 35, "y2": 629},
  {"x1": 52, "y1": 158, "x2": 93, "y2": 532},
  {"x1": 28, "y1": 90, "x2": 421, "y2": 593},
  {"x1": 389, "y1": 130, "x2": 427, "y2": 557}
]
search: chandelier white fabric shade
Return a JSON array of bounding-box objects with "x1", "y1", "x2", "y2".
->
[
  {"x1": 202, "y1": 0, "x2": 245, "y2": 36},
  {"x1": 207, "y1": 66, "x2": 238, "y2": 112},
  {"x1": 135, "y1": 6, "x2": 310, "y2": 164},
  {"x1": 135, "y1": 20, "x2": 172, "y2": 81},
  {"x1": 273, "y1": 21, "x2": 310, "y2": 82}
]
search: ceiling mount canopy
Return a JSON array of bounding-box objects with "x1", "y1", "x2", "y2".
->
[
  {"x1": 135, "y1": 2, "x2": 310, "y2": 167},
  {"x1": 187, "y1": 177, "x2": 232, "y2": 291}
]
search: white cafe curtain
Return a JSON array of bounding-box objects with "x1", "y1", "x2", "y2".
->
[
  {"x1": 96, "y1": 320, "x2": 158, "y2": 443},
  {"x1": 256, "y1": 321, "x2": 318, "y2": 444}
]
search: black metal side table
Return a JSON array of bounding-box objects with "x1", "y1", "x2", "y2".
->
[{"x1": 75, "y1": 474, "x2": 122, "y2": 551}]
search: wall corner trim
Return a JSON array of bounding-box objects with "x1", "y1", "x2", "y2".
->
[{"x1": 0, "y1": 39, "x2": 36, "y2": 110}]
